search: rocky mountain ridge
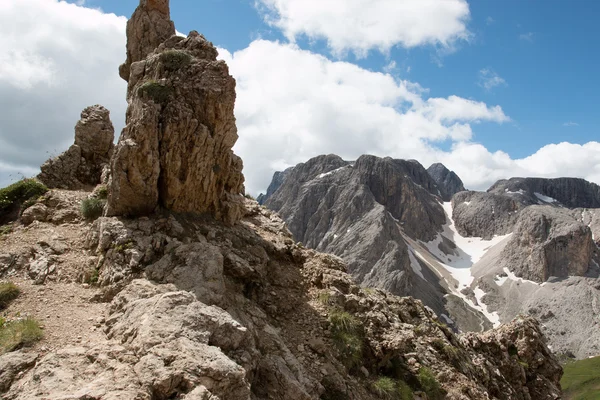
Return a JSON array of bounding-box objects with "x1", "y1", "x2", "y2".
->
[{"x1": 261, "y1": 153, "x2": 600, "y2": 359}]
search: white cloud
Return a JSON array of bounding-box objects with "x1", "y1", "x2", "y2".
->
[
  {"x1": 0, "y1": 0, "x2": 127, "y2": 188},
  {"x1": 220, "y1": 40, "x2": 510, "y2": 192},
  {"x1": 255, "y1": 0, "x2": 471, "y2": 57},
  {"x1": 519, "y1": 32, "x2": 535, "y2": 42},
  {"x1": 486, "y1": 16, "x2": 495, "y2": 26},
  {"x1": 563, "y1": 121, "x2": 579, "y2": 127},
  {"x1": 2, "y1": 0, "x2": 599, "y2": 200},
  {"x1": 478, "y1": 68, "x2": 507, "y2": 91}
]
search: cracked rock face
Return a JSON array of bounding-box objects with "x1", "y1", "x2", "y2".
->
[
  {"x1": 37, "y1": 105, "x2": 114, "y2": 189},
  {"x1": 427, "y1": 163, "x2": 466, "y2": 201},
  {"x1": 108, "y1": 0, "x2": 245, "y2": 223}
]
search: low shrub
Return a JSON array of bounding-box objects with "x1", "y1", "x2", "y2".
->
[
  {"x1": 0, "y1": 179, "x2": 48, "y2": 222},
  {"x1": 0, "y1": 317, "x2": 43, "y2": 353},
  {"x1": 372, "y1": 377, "x2": 397, "y2": 399},
  {"x1": 159, "y1": 50, "x2": 192, "y2": 71},
  {"x1": 417, "y1": 367, "x2": 443, "y2": 400},
  {"x1": 81, "y1": 198, "x2": 105, "y2": 220},
  {"x1": 371, "y1": 377, "x2": 414, "y2": 400},
  {"x1": 95, "y1": 185, "x2": 108, "y2": 200},
  {"x1": 329, "y1": 309, "x2": 363, "y2": 369},
  {"x1": 0, "y1": 282, "x2": 20, "y2": 308},
  {"x1": 138, "y1": 80, "x2": 174, "y2": 104}
]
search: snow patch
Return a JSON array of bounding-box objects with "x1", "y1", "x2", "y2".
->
[
  {"x1": 407, "y1": 247, "x2": 425, "y2": 280},
  {"x1": 473, "y1": 287, "x2": 500, "y2": 327},
  {"x1": 534, "y1": 192, "x2": 557, "y2": 203},
  {"x1": 463, "y1": 201, "x2": 471, "y2": 206},
  {"x1": 317, "y1": 166, "x2": 348, "y2": 179},
  {"x1": 502, "y1": 267, "x2": 542, "y2": 286},
  {"x1": 494, "y1": 275, "x2": 509, "y2": 286}
]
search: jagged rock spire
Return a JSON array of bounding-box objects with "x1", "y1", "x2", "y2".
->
[
  {"x1": 119, "y1": 0, "x2": 176, "y2": 81},
  {"x1": 107, "y1": 0, "x2": 245, "y2": 223}
]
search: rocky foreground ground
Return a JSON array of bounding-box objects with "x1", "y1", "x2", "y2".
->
[{"x1": 0, "y1": 190, "x2": 562, "y2": 399}]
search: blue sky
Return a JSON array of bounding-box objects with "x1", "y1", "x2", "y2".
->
[
  {"x1": 82, "y1": 0, "x2": 599, "y2": 159},
  {"x1": 1, "y1": 0, "x2": 599, "y2": 194}
]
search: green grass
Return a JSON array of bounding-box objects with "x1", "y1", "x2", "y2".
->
[
  {"x1": 81, "y1": 198, "x2": 105, "y2": 220},
  {"x1": 328, "y1": 309, "x2": 363, "y2": 369},
  {"x1": 562, "y1": 356, "x2": 600, "y2": 400},
  {"x1": 418, "y1": 367, "x2": 444, "y2": 400},
  {"x1": 0, "y1": 282, "x2": 20, "y2": 309},
  {"x1": 0, "y1": 317, "x2": 43, "y2": 353},
  {"x1": 0, "y1": 179, "x2": 48, "y2": 221},
  {"x1": 95, "y1": 185, "x2": 108, "y2": 200},
  {"x1": 371, "y1": 377, "x2": 413, "y2": 400},
  {"x1": 159, "y1": 50, "x2": 192, "y2": 71},
  {"x1": 138, "y1": 80, "x2": 174, "y2": 104}
]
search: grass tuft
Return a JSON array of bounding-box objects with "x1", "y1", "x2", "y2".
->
[
  {"x1": 0, "y1": 179, "x2": 48, "y2": 221},
  {"x1": 418, "y1": 367, "x2": 443, "y2": 400},
  {"x1": 329, "y1": 309, "x2": 363, "y2": 369},
  {"x1": 562, "y1": 356, "x2": 600, "y2": 399},
  {"x1": 371, "y1": 377, "x2": 414, "y2": 400},
  {"x1": 159, "y1": 50, "x2": 192, "y2": 71},
  {"x1": 81, "y1": 198, "x2": 105, "y2": 220},
  {"x1": 0, "y1": 317, "x2": 43, "y2": 353},
  {"x1": 138, "y1": 80, "x2": 174, "y2": 104},
  {"x1": 0, "y1": 282, "x2": 20, "y2": 309}
]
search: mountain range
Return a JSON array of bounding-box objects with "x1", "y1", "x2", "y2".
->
[{"x1": 260, "y1": 154, "x2": 600, "y2": 359}]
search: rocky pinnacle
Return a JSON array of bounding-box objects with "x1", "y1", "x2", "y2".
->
[{"x1": 107, "y1": 0, "x2": 245, "y2": 223}]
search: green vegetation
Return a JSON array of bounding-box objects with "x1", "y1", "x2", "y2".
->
[
  {"x1": 138, "y1": 80, "x2": 174, "y2": 104},
  {"x1": 328, "y1": 309, "x2": 363, "y2": 369},
  {"x1": 159, "y1": 49, "x2": 192, "y2": 71},
  {"x1": 371, "y1": 377, "x2": 413, "y2": 400},
  {"x1": 0, "y1": 224, "x2": 12, "y2": 236},
  {"x1": 317, "y1": 291, "x2": 333, "y2": 306},
  {"x1": 89, "y1": 268, "x2": 100, "y2": 285},
  {"x1": 80, "y1": 198, "x2": 105, "y2": 220},
  {"x1": 96, "y1": 185, "x2": 108, "y2": 200},
  {"x1": 561, "y1": 356, "x2": 600, "y2": 399},
  {"x1": 114, "y1": 240, "x2": 134, "y2": 253},
  {"x1": 418, "y1": 367, "x2": 443, "y2": 400},
  {"x1": 0, "y1": 282, "x2": 20, "y2": 309},
  {"x1": 0, "y1": 179, "x2": 48, "y2": 221},
  {"x1": 244, "y1": 193, "x2": 255, "y2": 200},
  {"x1": 0, "y1": 317, "x2": 43, "y2": 353}
]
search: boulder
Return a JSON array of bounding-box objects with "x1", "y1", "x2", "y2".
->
[{"x1": 37, "y1": 105, "x2": 114, "y2": 189}]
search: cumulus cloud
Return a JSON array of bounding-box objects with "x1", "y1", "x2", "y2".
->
[
  {"x1": 219, "y1": 40, "x2": 511, "y2": 193},
  {"x1": 255, "y1": 0, "x2": 471, "y2": 56},
  {"x1": 0, "y1": 0, "x2": 127, "y2": 187},
  {"x1": 478, "y1": 68, "x2": 507, "y2": 91},
  {"x1": 2, "y1": 0, "x2": 599, "y2": 199}
]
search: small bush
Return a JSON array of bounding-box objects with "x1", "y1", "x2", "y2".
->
[
  {"x1": 244, "y1": 193, "x2": 255, "y2": 200},
  {"x1": 138, "y1": 80, "x2": 173, "y2": 104},
  {"x1": 0, "y1": 282, "x2": 20, "y2": 309},
  {"x1": 372, "y1": 377, "x2": 397, "y2": 399},
  {"x1": 0, "y1": 225, "x2": 12, "y2": 236},
  {"x1": 0, "y1": 317, "x2": 43, "y2": 353},
  {"x1": 159, "y1": 50, "x2": 192, "y2": 71},
  {"x1": 371, "y1": 377, "x2": 414, "y2": 400},
  {"x1": 95, "y1": 185, "x2": 108, "y2": 200},
  {"x1": 0, "y1": 179, "x2": 48, "y2": 221},
  {"x1": 329, "y1": 310, "x2": 360, "y2": 334},
  {"x1": 81, "y1": 198, "x2": 105, "y2": 220},
  {"x1": 329, "y1": 310, "x2": 363, "y2": 369},
  {"x1": 417, "y1": 367, "x2": 443, "y2": 400}
]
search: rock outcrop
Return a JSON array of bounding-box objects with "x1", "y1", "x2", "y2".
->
[
  {"x1": 488, "y1": 177, "x2": 600, "y2": 209},
  {"x1": 427, "y1": 163, "x2": 466, "y2": 201},
  {"x1": 37, "y1": 105, "x2": 114, "y2": 189},
  {"x1": 118, "y1": 0, "x2": 176, "y2": 81},
  {"x1": 107, "y1": 0, "x2": 245, "y2": 223},
  {"x1": 498, "y1": 206, "x2": 596, "y2": 282},
  {"x1": 257, "y1": 167, "x2": 292, "y2": 205}
]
